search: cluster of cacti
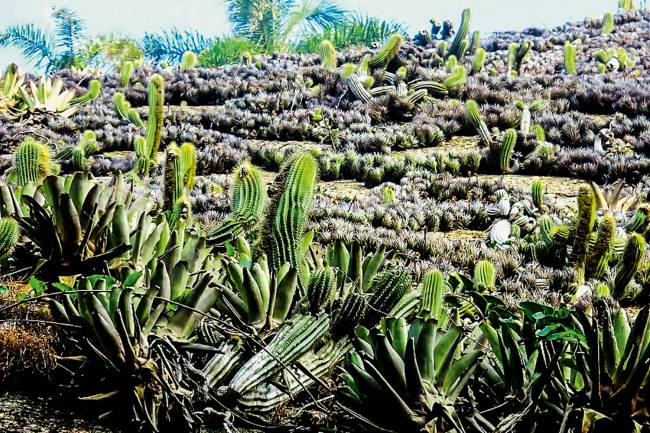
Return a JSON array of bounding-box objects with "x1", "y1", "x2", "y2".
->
[
  {"x1": 54, "y1": 130, "x2": 98, "y2": 171},
  {"x1": 506, "y1": 40, "x2": 531, "y2": 76},
  {"x1": 594, "y1": 47, "x2": 635, "y2": 72}
]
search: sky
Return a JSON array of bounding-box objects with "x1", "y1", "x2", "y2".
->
[{"x1": 0, "y1": 0, "x2": 625, "y2": 72}]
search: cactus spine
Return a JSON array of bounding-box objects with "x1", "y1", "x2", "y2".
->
[
  {"x1": 571, "y1": 186, "x2": 596, "y2": 283},
  {"x1": 14, "y1": 137, "x2": 53, "y2": 186},
  {"x1": 0, "y1": 218, "x2": 19, "y2": 259},
  {"x1": 368, "y1": 34, "x2": 403, "y2": 69},
  {"x1": 532, "y1": 179, "x2": 544, "y2": 209},
  {"x1": 319, "y1": 40, "x2": 337, "y2": 69},
  {"x1": 448, "y1": 8, "x2": 471, "y2": 58},
  {"x1": 473, "y1": 260, "x2": 496, "y2": 291},
  {"x1": 564, "y1": 41, "x2": 577, "y2": 75},
  {"x1": 307, "y1": 268, "x2": 336, "y2": 313},
  {"x1": 613, "y1": 234, "x2": 645, "y2": 299},
  {"x1": 499, "y1": 129, "x2": 517, "y2": 173},
  {"x1": 602, "y1": 12, "x2": 615, "y2": 35}
]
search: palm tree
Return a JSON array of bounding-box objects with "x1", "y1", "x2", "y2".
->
[
  {"x1": 0, "y1": 7, "x2": 141, "y2": 73},
  {"x1": 226, "y1": 0, "x2": 348, "y2": 53},
  {"x1": 143, "y1": 28, "x2": 216, "y2": 63}
]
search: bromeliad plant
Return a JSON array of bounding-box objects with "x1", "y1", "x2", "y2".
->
[
  {"x1": 17, "y1": 76, "x2": 100, "y2": 118},
  {"x1": 340, "y1": 317, "x2": 483, "y2": 433}
]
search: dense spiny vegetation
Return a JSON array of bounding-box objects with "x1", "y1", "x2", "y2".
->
[{"x1": 1, "y1": 2, "x2": 650, "y2": 433}]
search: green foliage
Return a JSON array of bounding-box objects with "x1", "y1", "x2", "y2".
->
[
  {"x1": 143, "y1": 28, "x2": 214, "y2": 63},
  {"x1": 198, "y1": 36, "x2": 260, "y2": 67},
  {"x1": 340, "y1": 317, "x2": 481, "y2": 432},
  {"x1": 296, "y1": 15, "x2": 407, "y2": 52}
]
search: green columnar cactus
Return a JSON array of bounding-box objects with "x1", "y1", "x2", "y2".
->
[
  {"x1": 366, "y1": 268, "x2": 412, "y2": 322},
  {"x1": 208, "y1": 163, "x2": 267, "y2": 246},
  {"x1": 0, "y1": 217, "x2": 19, "y2": 259},
  {"x1": 69, "y1": 79, "x2": 101, "y2": 106},
  {"x1": 163, "y1": 142, "x2": 196, "y2": 216},
  {"x1": 619, "y1": 0, "x2": 635, "y2": 11},
  {"x1": 133, "y1": 74, "x2": 165, "y2": 176},
  {"x1": 318, "y1": 40, "x2": 337, "y2": 69},
  {"x1": 14, "y1": 137, "x2": 54, "y2": 187},
  {"x1": 507, "y1": 40, "x2": 531, "y2": 76},
  {"x1": 613, "y1": 234, "x2": 645, "y2": 299},
  {"x1": 499, "y1": 128, "x2": 517, "y2": 173},
  {"x1": 585, "y1": 213, "x2": 616, "y2": 280},
  {"x1": 564, "y1": 41, "x2": 577, "y2": 75},
  {"x1": 55, "y1": 130, "x2": 98, "y2": 171},
  {"x1": 571, "y1": 186, "x2": 597, "y2": 283},
  {"x1": 368, "y1": 34, "x2": 403, "y2": 69},
  {"x1": 466, "y1": 100, "x2": 493, "y2": 149},
  {"x1": 307, "y1": 267, "x2": 336, "y2": 314},
  {"x1": 419, "y1": 269, "x2": 446, "y2": 320},
  {"x1": 267, "y1": 152, "x2": 318, "y2": 274},
  {"x1": 181, "y1": 51, "x2": 198, "y2": 70},
  {"x1": 472, "y1": 48, "x2": 486, "y2": 73},
  {"x1": 119, "y1": 61, "x2": 134, "y2": 87},
  {"x1": 469, "y1": 30, "x2": 481, "y2": 54},
  {"x1": 113, "y1": 92, "x2": 144, "y2": 127},
  {"x1": 532, "y1": 179, "x2": 544, "y2": 209},
  {"x1": 331, "y1": 292, "x2": 367, "y2": 336},
  {"x1": 448, "y1": 8, "x2": 471, "y2": 58},
  {"x1": 626, "y1": 204, "x2": 650, "y2": 234},
  {"x1": 602, "y1": 12, "x2": 615, "y2": 35},
  {"x1": 437, "y1": 40, "x2": 447, "y2": 58},
  {"x1": 445, "y1": 55, "x2": 458, "y2": 72},
  {"x1": 532, "y1": 124, "x2": 546, "y2": 141},
  {"x1": 473, "y1": 260, "x2": 496, "y2": 291}
]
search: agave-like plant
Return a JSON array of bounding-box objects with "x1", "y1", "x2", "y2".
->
[
  {"x1": 340, "y1": 317, "x2": 482, "y2": 432},
  {"x1": 17, "y1": 76, "x2": 101, "y2": 118}
]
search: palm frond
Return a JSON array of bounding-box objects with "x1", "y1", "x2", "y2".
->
[
  {"x1": 198, "y1": 36, "x2": 259, "y2": 67},
  {"x1": 285, "y1": 0, "x2": 347, "y2": 39},
  {"x1": 296, "y1": 15, "x2": 407, "y2": 52},
  {"x1": 226, "y1": 0, "x2": 298, "y2": 51},
  {"x1": 0, "y1": 24, "x2": 56, "y2": 71},
  {"x1": 143, "y1": 28, "x2": 215, "y2": 63},
  {"x1": 52, "y1": 7, "x2": 85, "y2": 65}
]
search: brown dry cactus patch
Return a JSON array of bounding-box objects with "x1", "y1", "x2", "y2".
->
[{"x1": 0, "y1": 280, "x2": 58, "y2": 384}]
